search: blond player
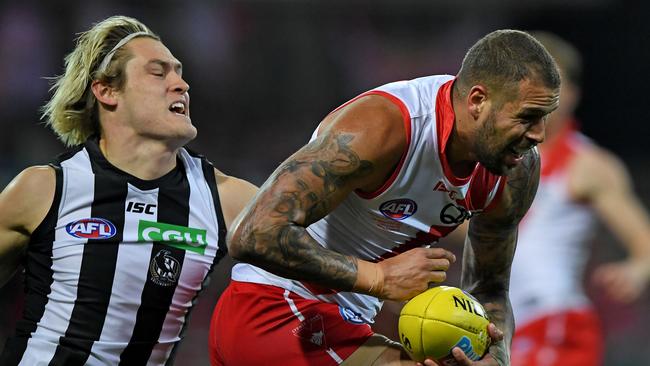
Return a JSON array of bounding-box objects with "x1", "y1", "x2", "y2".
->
[{"x1": 0, "y1": 16, "x2": 256, "y2": 365}]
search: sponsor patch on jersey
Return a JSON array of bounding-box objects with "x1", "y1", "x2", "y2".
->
[
  {"x1": 138, "y1": 220, "x2": 208, "y2": 255},
  {"x1": 439, "y1": 203, "x2": 472, "y2": 225},
  {"x1": 65, "y1": 218, "x2": 117, "y2": 239},
  {"x1": 339, "y1": 306, "x2": 365, "y2": 324},
  {"x1": 150, "y1": 249, "x2": 181, "y2": 286},
  {"x1": 379, "y1": 199, "x2": 417, "y2": 220}
]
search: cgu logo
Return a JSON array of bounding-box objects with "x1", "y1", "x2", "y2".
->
[
  {"x1": 66, "y1": 218, "x2": 117, "y2": 239},
  {"x1": 379, "y1": 199, "x2": 418, "y2": 220},
  {"x1": 138, "y1": 220, "x2": 208, "y2": 255}
]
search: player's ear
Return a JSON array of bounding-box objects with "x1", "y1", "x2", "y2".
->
[
  {"x1": 91, "y1": 80, "x2": 118, "y2": 107},
  {"x1": 467, "y1": 85, "x2": 488, "y2": 120}
]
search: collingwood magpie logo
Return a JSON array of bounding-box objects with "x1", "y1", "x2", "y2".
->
[{"x1": 150, "y1": 249, "x2": 180, "y2": 286}]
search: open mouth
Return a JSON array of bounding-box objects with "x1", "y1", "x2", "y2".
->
[
  {"x1": 169, "y1": 101, "x2": 187, "y2": 116},
  {"x1": 508, "y1": 147, "x2": 524, "y2": 159}
]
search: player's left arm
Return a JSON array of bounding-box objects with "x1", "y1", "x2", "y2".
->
[
  {"x1": 458, "y1": 148, "x2": 541, "y2": 366},
  {"x1": 569, "y1": 147, "x2": 650, "y2": 302},
  {"x1": 214, "y1": 169, "x2": 259, "y2": 230}
]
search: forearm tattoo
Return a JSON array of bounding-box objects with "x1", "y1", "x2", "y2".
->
[
  {"x1": 462, "y1": 149, "x2": 541, "y2": 365},
  {"x1": 236, "y1": 131, "x2": 373, "y2": 291}
]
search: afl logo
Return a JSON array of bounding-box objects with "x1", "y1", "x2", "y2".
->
[
  {"x1": 65, "y1": 218, "x2": 117, "y2": 239},
  {"x1": 379, "y1": 199, "x2": 417, "y2": 220}
]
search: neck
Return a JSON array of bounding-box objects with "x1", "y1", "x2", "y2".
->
[
  {"x1": 98, "y1": 131, "x2": 180, "y2": 180},
  {"x1": 447, "y1": 84, "x2": 479, "y2": 177}
]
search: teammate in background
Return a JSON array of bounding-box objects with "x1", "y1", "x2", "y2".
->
[
  {"x1": 509, "y1": 32, "x2": 650, "y2": 366},
  {"x1": 211, "y1": 30, "x2": 561, "y2": 366},
  {"x1": 0, "y1": 16, "x2": 256, "y2": 365}
]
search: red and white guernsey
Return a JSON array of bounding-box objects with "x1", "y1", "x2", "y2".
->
[
  {"x1": 509, "y1": 122, "x2": 597, "y2": 327},
  {"x1": 232, "y1": 75, "x2": 506, "y2": 323}
]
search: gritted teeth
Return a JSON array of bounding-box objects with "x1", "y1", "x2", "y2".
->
[{"x1": 169, "y1": 101, "x2": 186, "y2": 115}]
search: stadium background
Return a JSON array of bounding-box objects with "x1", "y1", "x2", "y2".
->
[{"x1": 0, "y1": 0, "x2": 648, "y2": 364}]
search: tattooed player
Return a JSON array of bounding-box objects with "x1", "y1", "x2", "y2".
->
[{"x1": 210, "y1": 30, "x2": 560, "y2": 366}]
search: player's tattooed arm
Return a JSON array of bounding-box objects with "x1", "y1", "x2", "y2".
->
[
  {"x1": 227, "y1": 96, "x2": 405, "y2": 292},
  {"x1": 233, "y1": 132, "x2": 371, "y2": 290},
  {"x1": 461, "y1": 148, "x2": 541, "y2": 365}
]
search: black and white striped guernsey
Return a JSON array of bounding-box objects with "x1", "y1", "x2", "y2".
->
[{"x1": 1, "y1": 138, "x2": 227, "y2": 366}]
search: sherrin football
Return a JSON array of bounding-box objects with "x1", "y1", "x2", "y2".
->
[{"x1": 398, "y1": 286, "x2": 490, "y2": 364}]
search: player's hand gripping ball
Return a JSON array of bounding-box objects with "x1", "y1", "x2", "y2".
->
[{"x1": 398, "y1": 286, "x2": 490, "y2": 364}]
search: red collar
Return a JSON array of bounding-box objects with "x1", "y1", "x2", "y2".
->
[
  {"x1": 540, "y1": 119, "x2": 580, "y2": 177},
  {"x1": 435, "y1": 79, "x2": 477, "y2": 185}
]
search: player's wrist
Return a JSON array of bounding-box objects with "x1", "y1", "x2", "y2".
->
[
  {"x1": 488, "y1": 342, "x2": 510, "y2": 366},
  {"x1": 353, "y1": 260, "x2": 385, "y2": 298}
]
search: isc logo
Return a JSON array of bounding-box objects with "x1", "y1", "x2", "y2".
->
[
  {"x1": 66, "y1": 218, "x2": 117, "y2": 239},
  {"x1": 379, "y1": 199, "x2": 417, "y2": 220},
  {"x1": 126, "y1": 201, "x2": 157, "y2": 215}
]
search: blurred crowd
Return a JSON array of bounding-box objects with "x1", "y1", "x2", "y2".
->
[{"x1": 0, "y1": 0, "x2": 648, "y2": 365}]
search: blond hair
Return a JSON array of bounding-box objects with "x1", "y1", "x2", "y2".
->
[{"x1": 42, "y1": 16, "x2": 159, "y2": 146}]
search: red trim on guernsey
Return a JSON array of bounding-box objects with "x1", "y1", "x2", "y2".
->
[
  {"x1": 435, "y1": 79, "x2": 479, "y2": 186},
  {"x1": 435, "y1": 79, "x2": 507, "y2": 212},
  {"x1": 314, "y1": 91, "x2": 379, "y2": 137},
  {"x1": 329, "y1": 91, "x2": 377, "y2": 115},
  {"x1": 466, "y1": 168, "x2": 506, "y2": 212},
  {"x1": 300, "y1": 281, "x2": 339, "y2": 296},
  {"x1": 372, "y1": 225, "x2": 456, "y2": 262},
  {"x1": 304, "y1": 224, "x2": 459, "y2": 292},
  {"x1": 540, "y1": 120, "x2": 580, "y2": 177},
  {"x1": 355, "y1": 90, "x2": 412, "y2": 199},
  {"x1": 483, "y1": 177, "x2": 507, "y2": 213},
  {"x1": 427, "y1": 224, "x2": 459, "y2": 238}
]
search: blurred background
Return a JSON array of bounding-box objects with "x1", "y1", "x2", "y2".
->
[{"x1": 0, "y1": 0, "x2": 649, "y2": 365}]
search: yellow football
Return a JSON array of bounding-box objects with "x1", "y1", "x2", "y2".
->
[{"x1": 398, "y1": 286, "x2": 491, "y2": 364}]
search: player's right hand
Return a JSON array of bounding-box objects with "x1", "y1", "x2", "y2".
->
[{"x1": 372, "y1": 247, "x2": 456, "y2": 301}]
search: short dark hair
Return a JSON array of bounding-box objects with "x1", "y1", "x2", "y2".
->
[{"x1": 457, "y1": 29, "x2": 561, "y2": 100}]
